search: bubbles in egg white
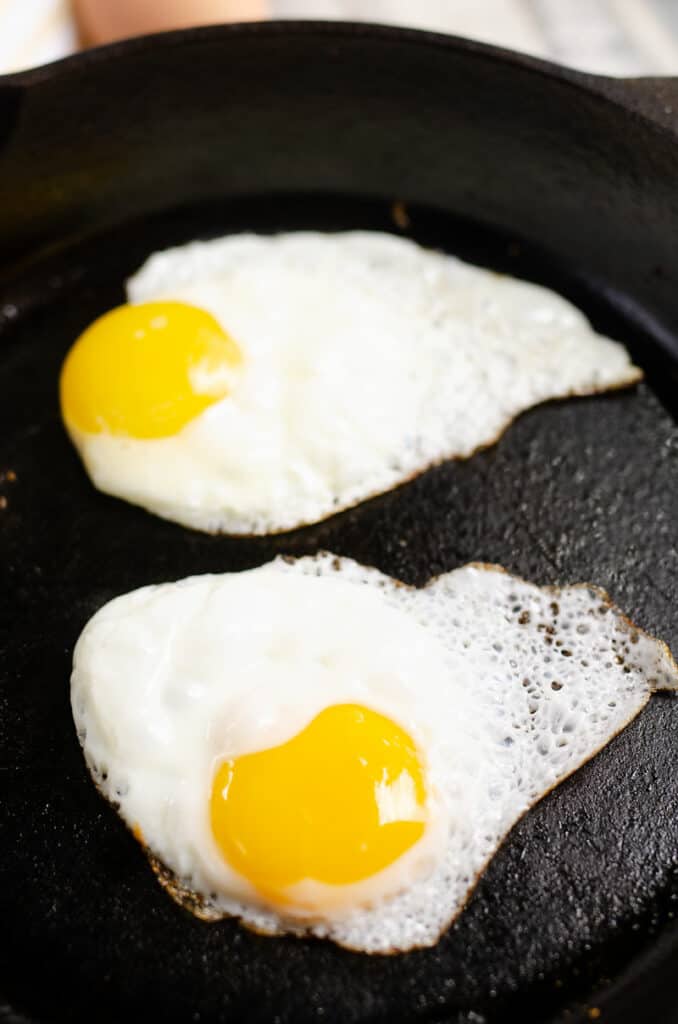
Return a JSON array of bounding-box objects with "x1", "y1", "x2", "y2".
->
[
  {"x1": 71, "y1": 231, "x2": 640, "y2": 533},
  {"x1": 71, "y1": 555, "x2": 677, "y2": 953}
]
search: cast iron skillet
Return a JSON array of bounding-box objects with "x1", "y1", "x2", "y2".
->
[{"x1": 1, "y1": 21, "x2": 678, "y2": 1024}]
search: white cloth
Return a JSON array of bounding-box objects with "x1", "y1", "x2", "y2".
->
[{"x1": 2, "y1": 0, "x2": 678, "y2": 77}]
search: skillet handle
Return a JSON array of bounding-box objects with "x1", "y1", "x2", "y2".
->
[{"x1": 590, "y1": 75, "x2": 678, "y2": 134}]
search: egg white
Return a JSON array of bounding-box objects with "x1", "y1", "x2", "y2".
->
[
  {"x1": 67, "y1": 231, "x2": 641, "y2": 534},
  {"x1": 71, "y1": 554, "x2": 677, "y2": 953}
]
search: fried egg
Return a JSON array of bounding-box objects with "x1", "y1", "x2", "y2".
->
[
  {"x1": 71, "y1": 554, "x2": 677, "y2": 953},
  {"x1": 60, "y1": 232, "x2": 640, "y2": 534}
]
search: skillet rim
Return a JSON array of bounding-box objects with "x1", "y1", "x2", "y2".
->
[{"x1": 0, "y1": 15, "x2": 676, "y2": 131}]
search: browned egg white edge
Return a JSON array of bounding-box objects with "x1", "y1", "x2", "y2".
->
[
  {"x1": 172, "y1": 371, "x2": 643, "y2": 537},
  {"x1": 63, "y1": 194, "x2": 643, "y2": 539},
  {"x1": 82, "y1": 557, "x2": 676, "y2": 954}
]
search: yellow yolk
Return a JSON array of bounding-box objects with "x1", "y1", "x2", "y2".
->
[
  {"x1": 59, "y1": 301, "x2": 241, "y2": 439},
  {"x1": 210, "y1": 704, "x2": 427, "y2": 903}
]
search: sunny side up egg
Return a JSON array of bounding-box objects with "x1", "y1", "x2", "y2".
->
[
  {"x1": 71, "y1": 554, "x2": 678, "y2": 954},
  {"x1": 60, "y1": 232, "x2": 641, "y2": 534}
]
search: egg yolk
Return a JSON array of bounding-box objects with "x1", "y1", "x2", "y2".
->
[
  {"x1": 210, "y1": 703, "x2": 427, "y2": 902},
  {"x1": 59, "y1": 301, "x2": 241, "y2": 439}
]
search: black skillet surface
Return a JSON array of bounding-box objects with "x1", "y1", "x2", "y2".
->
[{"x1": 2, "y1": 22, "x2": 678, "y2": 1024}]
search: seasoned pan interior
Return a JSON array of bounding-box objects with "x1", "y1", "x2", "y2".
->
[{"x1": 2, "y1": 194, "x2": 678, "y2": 1024}]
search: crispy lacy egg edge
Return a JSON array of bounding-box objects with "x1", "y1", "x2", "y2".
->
[{"x1": 80, "y1": 557, "x2": 677, "y2": 954}]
